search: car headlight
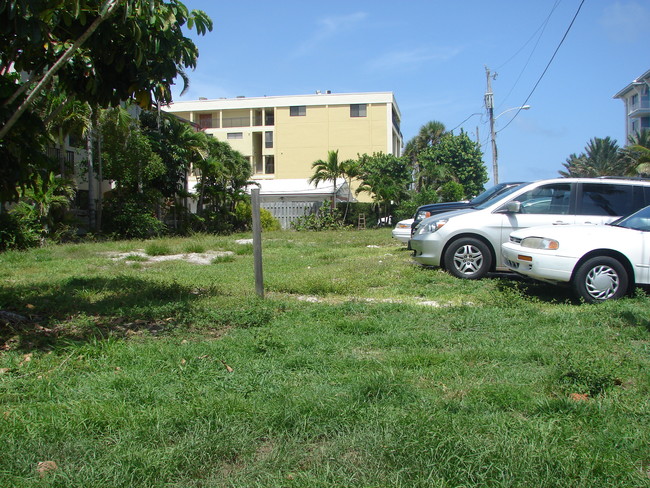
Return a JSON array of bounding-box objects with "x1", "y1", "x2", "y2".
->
[
  {"x1": 520, "y1": 237, "x2": 559, "y2": 250},
  {"x1": 417, "y1": 219, "x2": 448, "y2": 235}
]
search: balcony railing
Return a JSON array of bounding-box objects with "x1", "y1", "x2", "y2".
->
[
  {"x1": 222, "y1": 117, "x2": 250, "y2": 128},
  {"x1": 47, "y1": 147, "x2": 75, "y2": 175}
]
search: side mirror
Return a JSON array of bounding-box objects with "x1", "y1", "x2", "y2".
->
[{"x1": 501, "y1": 201, "x2": 521, "y2": 213}]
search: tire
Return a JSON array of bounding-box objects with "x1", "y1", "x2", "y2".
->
[
  {"x1": 572, "y1": 256, "x2": 629, "y2": 303},
  {"x1": 443, "y1": 237, "x2": 493, "y2": 279}
]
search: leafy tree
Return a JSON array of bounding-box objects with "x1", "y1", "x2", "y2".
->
[
  {"x1": 0, "y1": 0, "x2": 212, "y2": 202},
  {"x1": 101, "y1": 107, "x2": 164, "y2": 193},
  {"x1": 356, "y1": 152, "x2": 411, "y2": 220},
  {"x1": 404, "y1": 120, "x2": 446, "y2": 191},
  {"x1": 142, "y1": 112, "x2": 207, "y2": 200},
  {"x1": 0, "y1": 0, "x2": 212, "y2": 138},
  {"x1": 559, "y1": 137, "x2": 626, "y2": 177},
  {"x1": 439, "y1": 181, "x2": 465, "y2": 202},
  {"x1": 194, "y1": 138, "x2": 253, "y2": 232},
  {"x1": 309, "y1": 150, "x2": 353, "y2": 209},
  {"x1": 420, "y1": 131, "x2": 487, "y2": 198}
]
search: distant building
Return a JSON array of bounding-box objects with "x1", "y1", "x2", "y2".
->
[
  {"x1": 613, "y1": 69, "x2": 650, "y2": 142},
  {"x1": 162, "y1": 92, "x2": 403, "y2": 205}
]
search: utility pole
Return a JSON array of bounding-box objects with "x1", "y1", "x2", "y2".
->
[{"x1": 485, "y1": 66, "x2": 498, "y2": 184}]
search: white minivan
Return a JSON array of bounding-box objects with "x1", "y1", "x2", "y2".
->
[{"x1": 410, "y1": 178, "x2": 650, "y2": 279}]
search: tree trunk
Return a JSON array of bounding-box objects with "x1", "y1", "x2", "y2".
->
[
  {"x1": 97, "y1": 130, "x2": 103, "y2": 231},
  {"x1": 86, "y1": 108, "x2": 96, "y2": 232}
]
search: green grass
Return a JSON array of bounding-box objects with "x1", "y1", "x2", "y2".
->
[{"x1": 0, "y1": 229, "x2": 649, "y2": 487}]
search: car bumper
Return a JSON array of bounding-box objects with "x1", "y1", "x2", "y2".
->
[
  {"x1": 410, "y1": 234, "x2": 443, "y2": 266},
  {"x1": 501, "y1": 243, "x2": 575, "y2": 283},
  {"x1": 392, "y1": 231, "x2": 411, "y2": 243}
]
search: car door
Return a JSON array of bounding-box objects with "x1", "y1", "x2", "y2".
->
[
  {"x1": 575, "y1": 182, "x2": 646, "y2": 225},
  {"x1": 641, "y1": 232, "x2": 650, "y2": 285},
  {"x1": 495, "y1": 183, "x2": 575, "y2": 266}
]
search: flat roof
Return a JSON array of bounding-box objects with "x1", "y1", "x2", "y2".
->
[{"x1": 163, "y1": 91, "x2": 400, "y2": 118}]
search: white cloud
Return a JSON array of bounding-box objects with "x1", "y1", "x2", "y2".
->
[
  {"x1": 364, "y1": 46, "x2": 462, "y2": 72},
  {"x1": 292, "y1": 12, "x2": 368, "y2": 57},
  {"x1": 601, "y1": 1, "x2": 650, "y2": 43}
]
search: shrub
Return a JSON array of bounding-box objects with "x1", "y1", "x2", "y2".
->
[
  {"x1": 102, "y1": 191, "x2": 166, "y2": 239},
  {"x1": 291, "y1": 204, "x2": 348, "y2": 231},
  {"x1": 260, "y1": 208, "x2": 281, "y2": 231},
  {"x1": 0, "y1": 211, "x2": 40, "y2": 251},
  {"x1": 234, "y1": 201, "x2": 281, "y2": 231}
]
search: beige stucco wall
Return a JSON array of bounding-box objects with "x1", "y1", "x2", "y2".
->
[
  {"x1": 274, "y1": 103, "x2": 388, "y2": 179},
  {"x1": 163, "y1": 94, "x2": 402, "y2": 203}
]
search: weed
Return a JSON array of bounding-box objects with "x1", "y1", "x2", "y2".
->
[{"x1": 145, "y1": 242, "x2": 173, "y2": 256}]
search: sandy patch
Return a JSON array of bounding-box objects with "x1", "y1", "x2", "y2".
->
[{"x1": 105, "y1": 250, "x2": 234, "y2": 265}]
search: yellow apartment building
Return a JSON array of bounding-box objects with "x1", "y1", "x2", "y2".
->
[{"x1": 162, "y1": 92, "x2": 403, "y2": 208}]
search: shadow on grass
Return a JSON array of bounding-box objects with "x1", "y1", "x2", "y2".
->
[
  {"x1": 490, "y1": 272, "x2": 578, "y2": 304},
  {"x1": 0, "y1": 276, "x2": 211, "y2": 351}
]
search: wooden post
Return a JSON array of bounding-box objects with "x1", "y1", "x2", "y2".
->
[{"x1": 251, "y1": 188, "x2": 264, "y2": 298}]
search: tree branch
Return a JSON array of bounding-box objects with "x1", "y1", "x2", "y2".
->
[{"x1": 0, "y1": 0, "x2": 123, "y2": 141}]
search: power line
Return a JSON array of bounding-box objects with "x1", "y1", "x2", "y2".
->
[
  {"x1": 449, "y1": 111, "x2": 485, "y2": 133},
  {"x1": 497, "y1": 0, "x2": 585, "y2": 134},
  {"x1": 496, "y1": 0, "x2": 562, "y2": 111}
]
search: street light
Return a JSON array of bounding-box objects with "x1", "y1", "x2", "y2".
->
[{"x1": 489, "y1": 105, "x2": 530, "y2": 184}]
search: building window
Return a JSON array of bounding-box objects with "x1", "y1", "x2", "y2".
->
[
  {"x1": 254, "y1": 110, "x2": 263, "y2": 126},
  {"x1": 350, "y1": 104, "x2": 367, "y2": 117},
  {"x1": 265, "y1": 156, "x2": 275, "y2": 174},
  {"x1": 227, "y1": 132, "x2": 243, "y2": 139},
  {"x1": 290, "y1": 106, "x2": 306, "y2": 116},
  {"x1": 265, "y1": 131, "x2": 273, "y2": 148},
  {"x1": 265, "y1": 108, "x2": 275, "y2": 125},
  {"x1": 198, "y1": 113, "x2": 213, "y2": 128}
]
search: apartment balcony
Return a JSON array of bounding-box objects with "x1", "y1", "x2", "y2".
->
[
  {"x1": 222, "y1": 116, "x2": 251, "y2": 128},
  {"x1": 47, "y1": 147, "x2": 75, "y2": 176},
  {"x1": 628, "y1": 98, "x2": 650, "y2": 118}
]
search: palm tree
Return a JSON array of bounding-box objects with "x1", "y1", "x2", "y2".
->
[
  {"x1": 404, "y1": 120, "x2": 446, "y2": 191},
  {"x1": 622, "y1": 130, "x2": 650, "y2": 177},
  {"x1": 309, "y1": 150, "x2": 353, "y2": 209},
  {"x1": 559, "y1": 137, "x2": 625, "y2": 177},
  {"x1": 339, "y1": 158, "x2": 362, "y2": 220}
]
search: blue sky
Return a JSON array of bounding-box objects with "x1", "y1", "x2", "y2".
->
[{"x1": 172, "y1": 0, "x2": 650, "y2": 185}]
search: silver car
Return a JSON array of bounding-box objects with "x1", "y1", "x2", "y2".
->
[{"x1": 410, "y1": 178, "x2": 650, "y2": 279}]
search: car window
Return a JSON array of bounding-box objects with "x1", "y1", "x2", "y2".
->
[
  {"x1": 578, "y1": 183, "x2": 643, "y2": 216},
  {"x1": 514, "y1": 183, "x2": 571, "y2": 214},
  {"x1": 611, "y1": 205, "x2": 650, "y2": 231},
  {"x1": 474, "y1": 185, "x2": 523, "y2": 210}
]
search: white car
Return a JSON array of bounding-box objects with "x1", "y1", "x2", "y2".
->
[
  {"x1": 411, "y1": 178, "x2": 650, "y2": 280},
  {"x1": 502, "y1": 205, "x2": 650, "y2": 302},
  {"x1": 392, "y1": 218, "x2": 414, "y2": 244}
]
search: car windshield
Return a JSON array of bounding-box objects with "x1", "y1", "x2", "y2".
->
[
  {"x1": 473, "y1": 184, "x2": 525, "y2": 210},
  {"x1": 468, "y1": 182, "x2": 523, "y2": 206},
  {"x1": 608, "y1": 205, "x2": 650, "y2": 231}
]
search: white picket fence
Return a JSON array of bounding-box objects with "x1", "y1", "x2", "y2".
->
[{"x1": 261, "y1": 201, "x2": 321, "y2": 229}]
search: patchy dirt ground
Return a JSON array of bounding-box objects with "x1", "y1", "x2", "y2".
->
[{"x1": 104, "y1": 250, "x2": 235, "y2": 265}]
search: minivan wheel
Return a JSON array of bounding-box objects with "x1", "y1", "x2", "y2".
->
[
  {"x1": 443, "y1": 237, "x2": 492, "y2": 279},
  {"x1": 572, "y1": 256, "x2": 629, "y2": 303}
]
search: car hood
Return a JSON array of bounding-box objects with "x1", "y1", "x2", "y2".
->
[{"x1": 415, "y1": 207, "x2": 477, "y2": 228}]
